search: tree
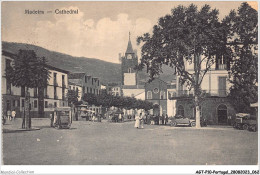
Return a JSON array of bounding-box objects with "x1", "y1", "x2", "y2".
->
[
  {"x1": 83, "y1": 93, "x2": 99, "y2": 106},
  {"x1": 137, "y1": 4, "x2": 223, "y2": 128},
  {"x1": 6, "y1": 50, "x2": 50, "y2": 129},
  {"x1": 67, "y1": 89, "x2": 79, "y2": 106},
  {"x1": 224, "y1": 2, "x2": 258, "y2": 112}
]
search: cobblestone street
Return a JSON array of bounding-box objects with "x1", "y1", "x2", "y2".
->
[{"x1": 2, "y1": 118, "x2": 258, "y2": 165}]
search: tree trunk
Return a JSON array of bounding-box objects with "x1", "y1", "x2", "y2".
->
[
  {"x1": 38, "y1": 87, "x2": 44, "y2": 118},
  {"x1": 194, "y1": 95, "x2": 201, "y2": 128},
  {"x1": 25, "y1": 87, "x2": 31, "y2": 129}
]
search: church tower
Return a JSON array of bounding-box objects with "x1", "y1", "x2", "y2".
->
[{"x1": 120, "y1": 32, "x2": 138, "y2": 86}]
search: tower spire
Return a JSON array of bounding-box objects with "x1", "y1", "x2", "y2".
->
[{"x1": 126, "y1": 32, "x2": 134, "y2": 54}]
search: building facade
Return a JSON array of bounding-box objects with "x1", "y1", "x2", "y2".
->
[
  {"x1": 174, "y1": 54, "x2": 236, "y2": 124},
  {"x1": 2, "y1": 51, "x2": 69, "y2": 118},
  {"x1": 68, "y1": 72, "x2": 101, "y2": 114},
  {"x1": 145, "y1": 78, "x2": 168, "y2": 115}
]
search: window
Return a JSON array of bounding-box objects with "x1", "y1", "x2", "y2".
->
[
  {"x1": 34, "y1": 100, "x2": 37, "y2": 108},
  {"x1": 87, "y1": 87, "x2": 89, "y2": 93},
  {"x1": 98, "y1": 80, "x2": 99, "y2": 86},
  {"x1": 147, "y1": 91, "x2": 152, "y2": 99},
  {"x1": 128, "y1": 68, "x2": 132, "y2": 73},
  {"x1": 44, "y1": 87, "x2": 48, "y2": 98},
  {"x1": 153, "y1": 88, "x2": 159, "y2": 94},
  {"x1": 83, "y1": 87, "x2": 85, "y2": 93},
  {"x1": 90, "y1": 88, "x2": 92, "y2": 94},
  {"x1": 22, "y1": 99, "x2": 25, "y2": 108},
  {"x1": 21, "y1": 86, "x2": 25, "y2": 97},
  {"x1": 54, "y1": 102, "x2": 57, "y2": 108},
  {"x1": 218, "y1": 77, "x2": 227, "y2": 97},
  {"x1": 53, "y1": 73, "x2": 57, "y2": 86},
  {"x1": 62, "y1": 88, "x2": 65, "y2": 100},
  {"x1": 160, "y1": 91, "x2": 166, "y2": 99},
  {"x1": 177, "y1": 105, "x2": 184, "y2": 117},
  {"x1": 92, "y1": 78, "x2": 94, "y2": 85},
  {"x1": 6, "y1": 78, "x2": 11, "y2": 95},
  {"x1": 17, "y1": 100, "x2": 20, "y2": 107},
  {"x1": 6, "y1": 100, "x2": 11, "y2": 111},
  {"x1": 34, "y1": 88, "x2": 38, "y2": 97},
  {"x1": 45, "y1": 101, "x2": 48, "y2": 108},
  {"x1": 54, "y1": 87, "x2": 57, "y2": 99},
  {"x1": 62, "y1": 75, "x2": 65, "y2": 87}
]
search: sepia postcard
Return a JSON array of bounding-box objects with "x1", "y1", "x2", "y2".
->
[{"x1": 1, "y1": 1, "x2": 259, "y2": 174}]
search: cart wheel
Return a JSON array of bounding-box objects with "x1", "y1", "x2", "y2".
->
[
  {"x1": 251, "y1": 125, "x2": 257, "y2": 132},
  {"x1": 243, "y1": 124, "x2": 248, "y2": 130},
  {"x1": 191, "y1": 122, "x2": 196, "y2": 127},
  {"x1": 171, "y1": 122, "x2": 177, "y2": 127},
  {"x1": 233, "y1": 123, "x2": 237, "y2": 128}
]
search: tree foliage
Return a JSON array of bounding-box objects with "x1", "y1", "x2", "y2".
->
[
  {"x1": 83, "y1": 91, "x2": 153, "y2": 111},
  {"x1": 6, "y1": 49, "x2": 50, "y2": 129},
  {"x1": 6, "y1": 50, "x2": 50, "y2": 89},
  {"x1": 67, "y1": 89, "x2": 79, "y2": 106},
  {"x1": 224, "y1": 2, "x2": 258, "y2": 112},
  {"x1": 137, "y1": 4, "x2": 225, "y2": 127}
]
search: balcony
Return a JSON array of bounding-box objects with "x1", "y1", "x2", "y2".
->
[
  {"x1": 216, "y1": 64, "x2": 227, "y2": 70},
  {"x1": 176, "y1": 89, "x2": 227, "y2": 98},
  {"x1": 177, "y1": 90, "x2": 189, "y2": 97}
]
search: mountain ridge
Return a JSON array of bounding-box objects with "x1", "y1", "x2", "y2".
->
[{"x1": 2, "y1": 41, "x2": 175, "y2": 84}]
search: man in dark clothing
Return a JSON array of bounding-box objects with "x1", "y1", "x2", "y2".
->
[
  {"x1": 162, "y1": 114, "x2": 165, "y2": 125},
  {"x1": 165, "y1": 114, "x2": 169, "y2": 125}
]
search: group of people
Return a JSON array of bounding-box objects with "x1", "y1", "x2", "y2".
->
[
  {"x1": 134, "y1": 112, "x2": 145, "y2": 129},
  {"x1": 134, "y1": 113, "x2": 169, "y2": 129},
  {"x1": 108, "y1": 113, "x2": 124, "y2": 123},
  {"x1": 6, "y1": 110, "x2": 16, "y2": 121}
]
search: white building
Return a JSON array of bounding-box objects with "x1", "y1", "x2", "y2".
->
[{"x1": 2, "y1": 51, "x2": 69, "y2": 118}]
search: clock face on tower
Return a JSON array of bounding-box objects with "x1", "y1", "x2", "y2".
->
[{"x1": 127, "y1": 54, "x2": 132, "y2": 59}]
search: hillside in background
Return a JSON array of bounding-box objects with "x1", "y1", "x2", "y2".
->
[{"x1": 2, "y1": 41, "x2": 175, "y2": 84}]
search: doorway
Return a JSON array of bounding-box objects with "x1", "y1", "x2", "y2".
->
[{"x1": 217, "y1": 104, "x2": 227, "y2": 124}]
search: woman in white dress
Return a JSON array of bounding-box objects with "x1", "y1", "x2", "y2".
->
[{"x1": 134, "y1": 114, "x2": 140, "y2": 128}]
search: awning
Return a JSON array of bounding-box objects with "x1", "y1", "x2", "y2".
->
[{"x1": 250, "y1": 103, "x2": 258, "y2": 108}]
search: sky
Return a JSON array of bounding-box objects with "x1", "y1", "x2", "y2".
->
[{"x1": 1, "y1": 1, "x2": 258, "y2": 63}]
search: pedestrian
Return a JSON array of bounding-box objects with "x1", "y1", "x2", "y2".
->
[
  {"x1": 140, "y1": 113, "x2": 144, "y2": 129},
  {"x1": 165, "y1": 114, "x2": 168, "y2": 125},
  {"x1": 162, "y1": 114, "x2": 165, "y2": 125},
  {"x1": 157, "y1": 115, "x2": 160, "y2": 125},
  {"x1": 134, "y1": 113, "x2": 140, "y2": 129},
  {"x1": 92, "y1": 113, "x2": 95, "y2": 122},
  {"x1": 11, "y1": 110, "x2": 16, "y2": 121},
  {"x1": 7, "y1": 110, "x2": 11, "y2": 121},
  {"x1": 119, "y1": 113, "x2": 122, "y2": 123},
  {"x1": 50, "y1": 113, "x2": 54, "y2": 127}
]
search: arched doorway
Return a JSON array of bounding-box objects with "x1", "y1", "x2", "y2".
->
[
  {"x1": 217, "y1": 104, "x2": 227, "y2": 124},
  {"x1": 153, "y1": 104, "x2": 160, "y2": 116}
]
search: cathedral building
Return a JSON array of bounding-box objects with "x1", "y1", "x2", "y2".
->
[{"x1": 120, "y1": 33, "x2": 145, "y2": 100}]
